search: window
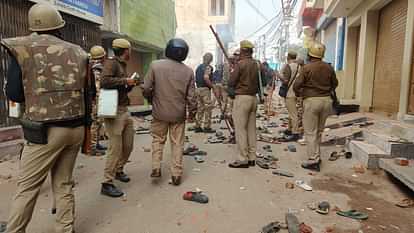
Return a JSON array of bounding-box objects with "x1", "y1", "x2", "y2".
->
[{"x1": 209, "y1": 0, "x2": 225, "y2": 16}]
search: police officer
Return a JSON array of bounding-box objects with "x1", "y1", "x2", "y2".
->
[
  {"x1": 143, "y1": 38, "x2": 196, "y2": 185},
  {"x1": 293, "y1": 42, "x2": 338, "y2": 171},
  {"x1": 228, "y1": 40, "x2": 260, "y2": 168},
  {"x1": 100, "y1": 38, "x2": 136, "y2": 197},
  {"x1": 1, "y1": 3, "x2": 88, "y2": 232},
  {"x1": 280, "y1": 51, "x2": 301, "y2": 142},
  {"x1": 89, "y1": 45, "x2": 107, "y2": 156},
  {"x1": 194, "y1": 53, "x2": 215, "y2": 133}
]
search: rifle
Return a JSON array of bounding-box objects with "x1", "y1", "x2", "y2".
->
[
  {"x1": 81, "y1": 61, "x2": 93, "y2": 155},
  {"x1": 209, "y1": 25, "x2": 234, "y2": 134}
]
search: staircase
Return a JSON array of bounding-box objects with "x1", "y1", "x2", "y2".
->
[{"x1": 345, "y1": 120, "x2": 414, "y2": 191}]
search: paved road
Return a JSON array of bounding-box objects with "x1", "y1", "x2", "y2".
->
[{"x1": 0, "y1": 110, "x2": 413, "y2": 233}]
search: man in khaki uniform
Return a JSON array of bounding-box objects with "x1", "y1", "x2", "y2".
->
[
  {"x1": 143, "y1": 38, "x2": 196, "y2": 186},
  {"x1": 228, "y1": 40, "x2": 260, "y2": 168},
  {"x1": 294, "y1": 42, "x2": 338, "y2": 171},
  {"x1": 100, "y1": 38, "x2": 137, "y2": 197},
  {"x1": 1, "y1": 3, "x2": 88, "y2": 233},
  {"x1": 89, "y1": 45, "x2": 107, "y2": 156},
  {"x1": 280, "y1": 52, "x2": 301, "y2": 142},
  {"x1": 194, "y1": 53, "x2": 215, "y2": 133}
]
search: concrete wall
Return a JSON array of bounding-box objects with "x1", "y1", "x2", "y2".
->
[
  {"x1": 120, "y1": 0, "x2": 176, "y2": 50},
  {"x1": 175, "y1": 0, "x2": 235, "y2": 70}
]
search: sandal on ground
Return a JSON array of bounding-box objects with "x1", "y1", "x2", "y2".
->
[
  {"x1": 299, "y1": 223, "x2": 313, "y2": 233},
  {"x1": 261, "y1": 221, "x2": 281, "y2": 233},
  {"x1": 329, "y1": 152, "x2": 340, "y2": 161},
  {"x1": 183, "y1": 191, "x2": 209, "y2": 203},
  {"x1": 396, "y1": 198, "x2": 414, "y2": 208},
  {"x1": 256, "y1": 159, "x2": 270, "y2": 169},
  {"x1": 228, "y1": 160, "x2": 249, "y2": 168},
  {"x1": 336, "y1": 210, "x2": 368, "y2": 220},
  {"x1": 188, "y1": 150, "x2": 207, "y2": 156},
  {"x1": 194, "y1": 155, "x2": 205, "y2": 163},
  {"x1": 295, "y1": 180, "x2": 312, "y2": 191},
  {"x1": 316, "y1": 201, "x2": 330, "y2": 215},
  {"x1": 272, "y1": 169, "x2": 294, "y2": 178}
]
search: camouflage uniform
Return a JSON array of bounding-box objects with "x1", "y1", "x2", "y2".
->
[
  {"x1": 195, "y1": 65, "x2": 214, "y2": 129},
  {"x1": 1, "y1": 33, "x2": 88, "y2": 233},
  {"x1": 90, "y1": 61, "x2": 105, "y2": 152}
]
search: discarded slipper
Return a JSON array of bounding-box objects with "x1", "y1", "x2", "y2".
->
[
  {"x1": 256, "y1": 159, "x2": 270, "y2": 169},
  {"x1": 183, "y1": 191, "x2": 209, "y2": 204},
  {"x1": 344, "y1": 152, "x2": 353, "y2": 159},
  {"x1": 295, "y1": 180, "x2": 312, "y2": 191},
  {"x1": 316, "y1": 201, "x2": 330, "y2": 215},
  {"x1": 299, "y1": 222, "x2": 313, "y2": 233},
  {"x1": 188, "y1": 150, "x2": 207, "y2": 156},
  {"x1": 183, "y1": 144, "x2": 198, "y2": 155},
  {"x1": 336, "y1": 210, "x2": 368, "y2": 220},
  {"x1": 328, "y1": 152, "x2": 340, "y2": 161},
  {"x1": 194, "y1": 155, "x2": 205, "y2": 163},
  {"x1": 287, "y1": 144, "x2": 297, "y2": 152},
  {"x1": 285, "y1": 213, "x2": 300, "y2": 233},
  {"x1": 272, "y1": 169, "x2": 294, "y2": 177},
  {"x1": 261, "y1": 221, "x2": 281, "y2": 233},
  {"x1": 0, "y1": 222, "x2": 6, "y2": 233},
  {"x1": 396, "y1": 198, "x2": 414, "y2": 208}
]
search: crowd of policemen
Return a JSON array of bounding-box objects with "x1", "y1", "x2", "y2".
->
[{"x1": 0, "y1": 3, "x2": 337, "y2": 233}]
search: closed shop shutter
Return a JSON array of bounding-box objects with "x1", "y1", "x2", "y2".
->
[
  {"x1": 373, "y1": 0, "x2": 408, "y2": 113},
  {"x1": 409, "y1": 58, "x2": 414, "y2": 114},
  {"x1": 323, "y1": 19, "x2": 337, "y2": 66}
]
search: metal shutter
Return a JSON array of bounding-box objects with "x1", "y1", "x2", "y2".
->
[
  {"x1": 373, "y1": 0, "x2": 408, "y2": 114},
  {"x1": 324, "y1": 19, "x2": 337, "y2": 66}
]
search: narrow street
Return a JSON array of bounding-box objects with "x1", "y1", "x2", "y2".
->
[{"x1": 1, "y1": 102, "x2": 413, "y2": 233}]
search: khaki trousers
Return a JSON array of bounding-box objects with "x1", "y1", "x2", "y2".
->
[
  {"x1": 195, "y1": 87, "x2": 213, "y2": 128},
  {"x1": 233, "y1": 95, "x2": 258, "y2": 162},
  {"x1": 303, "y1": 96, "x2": 333, "y2": 159},
  {"x1": 151, "y1": 119, "x2": 185, "y2": 176},
  {"x1": 285, "y1": 97, "x2": 299, "y2": 134},
  {"x1": 7, "y1": 126, "x2": 84, "y2": 233},
  {"x1": 103, "y1": 110, "x2": 135, "y2": 183}
]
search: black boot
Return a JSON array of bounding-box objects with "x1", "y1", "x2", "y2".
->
[
  {"x1": 115, "y1": 172, "x2": 131, "y2": 183},
  {"x1": 301, "y1": 159, "x2": 321, "y2": 172},
  {"x1": 150, "y1": 169, "x2": 161, "y2": 178},
  {"x1": 101, "y1": 183, "x2": 124, "y2": 198},
  {"x1": 171, "y1": 176, "x2": 181, "y2": 186}
]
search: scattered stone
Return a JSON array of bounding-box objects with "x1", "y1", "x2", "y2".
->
[
  {"x1": 239, "y1": 186, "x2": 246, "y2": 190},
  {"x1": 285, "y1": 182, "x2": 294, "y2": 189}
]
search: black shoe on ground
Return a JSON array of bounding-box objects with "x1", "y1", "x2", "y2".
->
[
  {"x1": 194, "y1": 127, "x2": 204, "y2": 133},
  {"x1": 101, "y1": 183, "x2": 124, "y2": 198},
  {"x1": 115, "y1": 172, "x2": 131, "y2": 183},
  {"x1": 248, "y1": 160, "x2": 256, "y2": 167},
  {"x1": 228, "y1": 161, "x2": 249, "y2": 168},
  {"x1": 150, "y1": 169, "x2": 161, "y2": 178},
  {"x1": 279, "y1": 134, "x2": 300, "y2": 142},
  {"x1": 301, "y1": 159, "x2": 321, "y2": 172},
  {"x1": 96, "y1": 143, "x2": 107, "y2": 151},
  {"x1": 203, "y1": 128, "x2": 216, "y2": 134},
  {"x1": 171, "y1": 176, "x2": 181, "y2": 186}
]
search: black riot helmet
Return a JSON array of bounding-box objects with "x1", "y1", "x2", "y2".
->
[{"x1": 165, "y1": 38, "x2": 189, "y2": 62}]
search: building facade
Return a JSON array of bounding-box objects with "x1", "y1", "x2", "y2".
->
[
  {"x1": 298, "y1": 0, "x2": 414, "y2": 121},
  {"x1": 175, "y1": 0, "x2": 236, "y2": 69}
]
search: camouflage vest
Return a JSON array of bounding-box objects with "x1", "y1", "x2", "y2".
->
[{"x1": 1, "y1": 33, "x2": 88, "y2": 122}]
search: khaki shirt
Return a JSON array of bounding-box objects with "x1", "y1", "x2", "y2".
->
[
  {"x1": 101, "y1": 57, "x2": 131, "y2": 107},
  {"x1": 143, "y1": 59, "x2": 196, "y2": 123},
  {"x1": 229, "y1": 56, "x2": 259, "y2": 96},
  {"x1": 293, "y1": 60, "x2": 338, "y2": 98}
]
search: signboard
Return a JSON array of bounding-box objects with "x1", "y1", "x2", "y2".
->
[{"x1": 29, "y1": 0, "x2": 103, "y2": 24}]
